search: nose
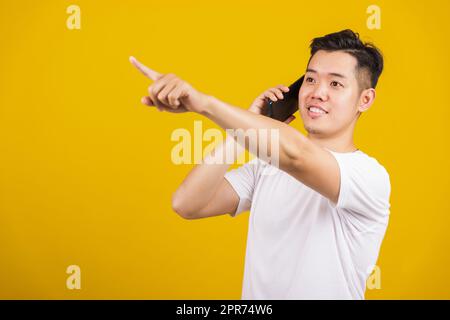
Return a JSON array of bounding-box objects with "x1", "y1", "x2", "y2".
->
[{"x1": 310, "y1": 81, "x2": 329, "y2": 102}]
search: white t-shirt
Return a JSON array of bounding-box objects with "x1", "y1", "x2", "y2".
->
[{"x1": 224, "y1": 148, "x2": 391, "y2": 300}]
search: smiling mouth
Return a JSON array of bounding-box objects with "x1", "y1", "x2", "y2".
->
[{"x1": 307, "y1": 106, "x2": 328, "y2": 114}]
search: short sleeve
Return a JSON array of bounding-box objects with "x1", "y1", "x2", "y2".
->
[
  {"x1": 328, "y1": 151, "x2": 391, "y2": 225},
  {"x1": 224, "y1": 157, "x2": 264, "y2": 217}
]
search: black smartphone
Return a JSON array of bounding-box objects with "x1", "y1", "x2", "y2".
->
[{"x1": 262, "y1": 75, "x2": 304, "y2": 122}]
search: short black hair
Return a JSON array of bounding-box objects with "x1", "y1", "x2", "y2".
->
[{"x1": 308, "y1": 29, "x2": 384, "y2": 90}]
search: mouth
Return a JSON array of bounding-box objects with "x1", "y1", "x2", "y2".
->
[{"x1": 306, "y1": 104, "x2": 328, "y2": 118}]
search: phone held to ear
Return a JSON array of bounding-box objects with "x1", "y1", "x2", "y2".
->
[{"x1": 262, "y1": 75, "x2": 304, "y2": 122}]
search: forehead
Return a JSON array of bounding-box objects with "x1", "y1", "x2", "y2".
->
[{"x1": 307, "y1": 50, "x2": 357, "y2": 79}]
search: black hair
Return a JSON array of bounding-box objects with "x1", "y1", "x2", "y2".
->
[{"x1": 309, "y1": 29, "x2": 384, "y2": 90}]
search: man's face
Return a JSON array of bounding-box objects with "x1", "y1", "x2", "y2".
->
[{"x1": 298, "y1": 50, "x2": 362, "y2": 137}]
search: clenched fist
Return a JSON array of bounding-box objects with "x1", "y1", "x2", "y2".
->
[{"x1": 130, "y1": 56, "x2": 211, "y2": 114}]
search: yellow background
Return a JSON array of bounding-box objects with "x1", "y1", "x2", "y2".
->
[{"x1": 1, "y1": 0, "x2": 449, "y2": 299}]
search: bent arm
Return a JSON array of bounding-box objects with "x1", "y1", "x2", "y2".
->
[{"x1": 172, "y1": 135, "x2": 245, "y2": 219}]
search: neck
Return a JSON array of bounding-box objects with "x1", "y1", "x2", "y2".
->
[{"x1": 306, "y1": 122, "x2": 358, "y2": 153}]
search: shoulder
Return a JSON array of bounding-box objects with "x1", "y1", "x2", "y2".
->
[{"x1": 329, "y1": 150, "x2": 391, "y2": 199}]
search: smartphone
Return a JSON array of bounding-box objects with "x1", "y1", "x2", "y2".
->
[{"x1": 262, "y1": 75, "x2": 304, "y2": 122}]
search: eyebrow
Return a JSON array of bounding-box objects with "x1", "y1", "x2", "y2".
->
[{"x1": 306, "y1": 68, "x2": 347, "y2": 79}]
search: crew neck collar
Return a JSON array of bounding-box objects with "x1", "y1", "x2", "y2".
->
[{"x1": 324, "y1": 147, "x2": 361, "y2": 154}]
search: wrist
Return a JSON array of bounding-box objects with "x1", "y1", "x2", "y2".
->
[{"x1": 198, "y1": 94, "x2": 218, "y2": 118}]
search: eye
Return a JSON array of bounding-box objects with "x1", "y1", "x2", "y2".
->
[
  {"x1": 305, "y1": 77, "x2": 315, "y2": 83},
  {"x1": 330, "y1": 81, "x2": 343, "y2": 87}
]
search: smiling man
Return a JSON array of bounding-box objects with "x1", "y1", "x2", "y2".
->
[{"x1": 131, "y1": 29, "x2": 391, "y2": 300}]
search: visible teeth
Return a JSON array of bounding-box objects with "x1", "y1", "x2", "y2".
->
[{"x1": 309, "y1": 106, "x2": 326, "y2": 114}]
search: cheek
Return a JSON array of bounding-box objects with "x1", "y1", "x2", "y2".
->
[
  {"x1": 298, "y1": 87, "x2": 309, "y2": 107},
  {"x1": 331, "y1": 90, "x2": 356, "y2": 109}
]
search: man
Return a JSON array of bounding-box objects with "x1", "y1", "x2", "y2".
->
[{"x1": 130, "y1": 29, "x2": 391, "y2": 300}]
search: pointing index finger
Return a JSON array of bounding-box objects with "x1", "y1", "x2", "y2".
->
[{"x1": 129, "y1": 56, "x2": 161, "y2": 81}]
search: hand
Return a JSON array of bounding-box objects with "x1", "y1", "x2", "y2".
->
[
  {"x1": 130, "y1": 56, "x2": 211, "y2": 114},
  {"x1": 248, "y1": 85, "x2": 296, "y2": 124}
]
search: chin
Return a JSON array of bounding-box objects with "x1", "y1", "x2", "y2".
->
[
  {"x1": 304, "y1": 121, "x2": 333, "y2": 136},
  {"x1": 304, "y1": 125, "x2": 322, "y2": 135}
]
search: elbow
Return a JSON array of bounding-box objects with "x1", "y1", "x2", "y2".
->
[{"x1": 171, "y1": 192, "x2": 196, "y2": 220}]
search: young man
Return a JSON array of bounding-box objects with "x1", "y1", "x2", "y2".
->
[{"x1": 131, "y1": 29, "x2": 391, "y2": 300}]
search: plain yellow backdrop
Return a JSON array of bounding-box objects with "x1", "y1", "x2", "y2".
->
[{"x1": 1, "y1": 0, "x2": 449, "y2": 299}]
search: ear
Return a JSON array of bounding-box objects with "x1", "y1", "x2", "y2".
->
[{"x1": 358, "y1": 88, "x2": 376, "y2": 114}]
